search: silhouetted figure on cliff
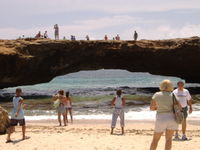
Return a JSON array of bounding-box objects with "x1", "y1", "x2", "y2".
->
[
  {"x1": 104, "y1": 35, "x2": 108, "y2": 40},
  {"x1": 44, "y1": 31, "x2": 48, "y2": 39},
  {"x1": 134, "y1": 31, "x2": 138, "y2": 41},
  {"x1": 71, "y1": 35, "x2": 76, "y2": 41},
  {"x1": 54, "y1": 24, "x2": 59, "y2": 40},
  {"x1": 116, "y1": 34, "x2": 120, "y2": 40},
  {"x1": 86, "y1": 35, "x2": 90, "y2": 41},
  {"x1": 35, "y1": 31, "x2": 42, "y2": 39}
]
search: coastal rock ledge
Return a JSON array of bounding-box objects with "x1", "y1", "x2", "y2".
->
[
  {"x1": 0, "y1": 106, "x2": 10, "y2": 134},
  {"x1": 0, "y1": 37, "x2": 200, "y2": 89}
]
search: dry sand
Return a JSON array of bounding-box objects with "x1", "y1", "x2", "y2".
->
[{"x1": 0, "y1": 120, "x2": 199, "y2": 150}]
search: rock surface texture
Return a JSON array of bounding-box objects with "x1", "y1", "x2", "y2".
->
[
  {"x1": 0, "y1": 37, "x2": 200, "y2": 88},
  {"x1": 0, "y1": 106, "x2": 10, "y2": 134}
]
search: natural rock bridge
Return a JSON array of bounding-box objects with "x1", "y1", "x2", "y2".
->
[{"x1": 0, "y1": 37, "x2": 200, "y2": 89}]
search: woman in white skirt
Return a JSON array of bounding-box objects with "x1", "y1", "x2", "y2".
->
[{"x1": 150, "y1": 80, "x2": 180, "y2": 150}]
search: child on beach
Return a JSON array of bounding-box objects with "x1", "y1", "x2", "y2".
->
[
  {"x1": 111, "y1": 90, "x2": 125, "y2": 135},
  {"x1": 53, "y1": 90, "x2": 67, "y2": 126},
  {"x1": 65, "y1": 91, "x2": 73, "y2": 123},
  {"x1": 6, "y1": 88, "x2": 27, "y2": 143}
]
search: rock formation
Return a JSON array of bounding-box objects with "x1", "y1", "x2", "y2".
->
[
  {"x1": 0, "y1": 106, "x2": 10, "y2": 134},
  {"x1": 0, "y1": 37, "x2": 200, "y2": 89}
]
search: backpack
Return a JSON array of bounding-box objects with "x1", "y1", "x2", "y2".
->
[{"x1": 172, "y1": 93, "x2": 184, "y2": 124}]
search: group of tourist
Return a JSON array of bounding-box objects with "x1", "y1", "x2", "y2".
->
[
  {"x1": 29, "y1": 24, "x2": 139, "y2": 41},
  {"x1": 5, "y1": 80, "x2": 192, "y2": 150},
  {"x1": 52, "y1": 90, "x2": 73, "y2": 126},
  {"x1": 149, "y1": 80, "x2": 192, "y2": 150},
  {"x1": 35, "y1": 31, "x2": 48, "y2": 39}
]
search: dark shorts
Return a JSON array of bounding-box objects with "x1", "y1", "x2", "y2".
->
[
  {"x1": 10, "y1": 119, "x2": 25, "y2": 126},
  {"x1": 182, "y1": 107, "x2": 188, "y2": 119}
]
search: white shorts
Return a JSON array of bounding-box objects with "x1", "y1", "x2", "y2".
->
[{"x1": 154, "y1": 112, "x2": 178, "y2": 133}]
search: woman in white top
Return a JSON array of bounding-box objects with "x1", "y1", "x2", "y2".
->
[
  {"x1": 65, "y1": 91, "x2": 73, "y2": 123},
  {"x1": 111, "y1": 90, "x2": 125, "y2": 135}
]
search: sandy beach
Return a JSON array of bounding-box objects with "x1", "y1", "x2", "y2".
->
[{"x1": 0, "y1": 119, "x2": 199, "y2": 150}]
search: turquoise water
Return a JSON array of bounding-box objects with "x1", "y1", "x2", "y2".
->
[
  {"x1": 3, "y1": 69, "x2": 200, "y2": 95},
  {"x1": 3, "y1": 69, "x2": 200, "y2": 120}
]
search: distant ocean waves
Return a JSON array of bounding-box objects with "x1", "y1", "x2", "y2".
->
[{"x1": 1, "y1": 86, "x2": 200, "y2": 101}]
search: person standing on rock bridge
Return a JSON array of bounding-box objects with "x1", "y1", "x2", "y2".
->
[
  {"x1": 134, "y1": 30, "x2": 138, "y2": 41},
  {"x1": 54, "y1": 24, "x2": 59, "y2": 40}
]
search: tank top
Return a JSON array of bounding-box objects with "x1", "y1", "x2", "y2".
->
[
  {"x1": 115, "y1": 96, "x2": 123, "y2": 108},
  {"x1": 11, "y1": 96, "x2": 24, "y2": 119}
]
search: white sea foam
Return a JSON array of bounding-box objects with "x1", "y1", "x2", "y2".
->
[{"x1": 25, "y1": 110, "x2": 200, "y2": 121}]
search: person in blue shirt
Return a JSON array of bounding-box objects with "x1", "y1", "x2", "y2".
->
[{"x1": 6, "y1": 88, "x2": 26, "y2": 143}]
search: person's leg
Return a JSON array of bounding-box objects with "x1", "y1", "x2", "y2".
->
[
  {"x1": 181, "y1": 119, "x2": 188, "y2": 140},
  {"x1": 119, "y1": 110, "x2": 125, "y2": 135},
  {"x1": 182, "y1": 119, "x2": 186, "y2": 135},
  {"x1": 69, "y1": 108, "x2": 73, "y2": 123},
  {"x1": 62, "y1": 113, "x2": 67, "y2": 126},
  {"x1": 150, "y1": 132, "x2": 163, "y2": 150},
  {"x1": 174, "y1": 129, "x2": 179, "y2": 139},
  {"x1": 66, "y1": 109, "x2": 69, "y2": 123},
  {"x1": 22, "y1": 125, "x2": 26, "y2": 140},
  {"x1": 165, "y1": 130, "x2": 174, "y2": 150},
  {"x1": 58, "y1": 113, "x2": 61, "y2": 126},
  {"x1": 111, "y1": 110, "x2": 118, "y2": 134},
  {"x1": 6, "y1": 126, "x2": 14, "y2": 142}
]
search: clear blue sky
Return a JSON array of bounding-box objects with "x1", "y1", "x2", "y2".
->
[{"x1": 0, "y1": 0, "x2": 200, "y2": 40}]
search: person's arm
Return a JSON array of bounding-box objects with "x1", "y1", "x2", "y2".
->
[
  {"x1": 15, "y1": 98, "x2": 23, "y2": 117},
  {"x1": 122, "y1": 98, "x2": 125, "y2": 106},
  {"x1": 188, "y1": 99, "x2": 192, "y2": 114},
  {"x1": 111, "y1": 97, "x2": 116, "y2": 106},
  {"x1": 187, "y1": 91, "x2": 193, "y2": 114},
  {"x1": 150, "y1": 100, "x2": 157, "y2": 111}
]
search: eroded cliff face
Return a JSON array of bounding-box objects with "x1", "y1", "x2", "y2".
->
[{"x1": 0, "y1": 37, "x2": 200, "y2": 89}]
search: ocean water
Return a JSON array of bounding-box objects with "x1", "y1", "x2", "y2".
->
[
  {"x1": 2, "y1": 69, "x2": 200, "y2": 96},
  {"x1": 2, "y1": 69, "x2": 200, "y2": 121}
]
